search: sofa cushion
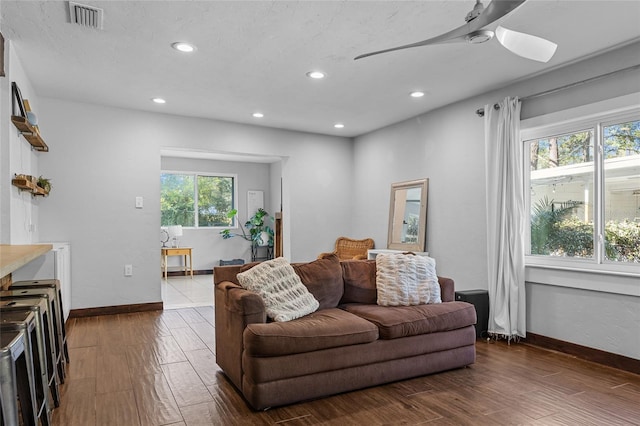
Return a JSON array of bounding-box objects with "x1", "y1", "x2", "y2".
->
[
  {"x1": 237, "y1": 257, "x2": 319, "y2": 322},
  {"x1": 343, "y1": 302, "x2": 477, "y2": 340},
  {"x1": 244, "y1": 308, "x2": 379, "y2": 356},
  {"x1": 292, "y1": 254, "x2": 344, "y2": 310},
  {"x1": 340, "y1": 259, "x2": 377, "y2": 304},
  {"x1": 375, "y1": 253, "x2": 441, "y2": 306}
]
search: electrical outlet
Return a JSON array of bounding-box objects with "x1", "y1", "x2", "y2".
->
[{"x1": 124, "y1": 264, "x2": 133, "y2": 276}]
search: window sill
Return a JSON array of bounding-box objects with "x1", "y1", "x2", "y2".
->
[{"x1": 525, "y1": 256, "x2": 640, "y2": 297}]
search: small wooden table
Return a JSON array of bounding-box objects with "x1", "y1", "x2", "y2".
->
[{"x1": 161, "y1": 247, "x2": 193, "y2": 279}]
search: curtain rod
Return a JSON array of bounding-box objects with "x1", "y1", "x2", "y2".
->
[{"x1": 475, "y1": 63, "x2": 640, "y2": 117}]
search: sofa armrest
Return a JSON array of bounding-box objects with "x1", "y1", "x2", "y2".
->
[
  {"x1": 214, "y1": 281, "x2": 266, "y2": 391},
  {"x1": 438, "y1": 276, "x2": 455, "y2": 302}
]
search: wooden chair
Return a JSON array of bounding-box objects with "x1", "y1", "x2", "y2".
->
[{"x1": 320, "y1": 237, "x2": 375, "y2": 261}]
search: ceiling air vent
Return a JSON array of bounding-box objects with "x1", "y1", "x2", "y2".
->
[{"x1": 68, "y1": 2, "x2": 104, "y2": 30}]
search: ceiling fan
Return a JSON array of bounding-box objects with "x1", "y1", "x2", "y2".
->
[{"x1": 355, "y1": 0, "x2": 557, "y2": 63}]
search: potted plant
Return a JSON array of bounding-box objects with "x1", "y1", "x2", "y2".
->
[
  {"x1": 36, "y1": 175, "x2": 52, "y2": 194},
  {"x1": 220, "y1": 208, "x2": 274, "y2": 247}
]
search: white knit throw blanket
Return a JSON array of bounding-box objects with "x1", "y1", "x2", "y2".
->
[
  {"x1": 237, "y1": 257, "x2": 319, "y2": 322},
  {"x1": 376, "y1": 253, "x2": 441, "y2": 306}
]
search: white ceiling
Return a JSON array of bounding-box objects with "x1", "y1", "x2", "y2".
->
[{"x1": 2, "y1": 0, "x2": 640, "y2": 138}]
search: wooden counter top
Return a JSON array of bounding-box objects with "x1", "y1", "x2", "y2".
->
[{"x1": 0, "y1": 244, "x2": 53, "y2": 279}]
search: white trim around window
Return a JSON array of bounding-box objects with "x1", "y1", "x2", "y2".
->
[
  {"x1": 160, "y1": 170, "x2": 239, "y2": 229},
  {"x1": 521, "y1": 93, "x2": 640, "y2": 295}
]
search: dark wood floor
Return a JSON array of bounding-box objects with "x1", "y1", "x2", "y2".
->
[{"x1": 53, "y1": 308, "x2": 640, "y2": 425}]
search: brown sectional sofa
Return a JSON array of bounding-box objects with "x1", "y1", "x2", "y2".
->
[{"x1": 214, "y1": 254, "x2": 477, "y2": 410}]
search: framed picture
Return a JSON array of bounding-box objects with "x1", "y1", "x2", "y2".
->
[
  {"x1": 248, "y1": 190, "x2": 264, "y2": 217},
  {"x1": 0, "y1": 32, "x2": 4, "y2": 77},
  {"x1": 12, "y1": 82, "x2": 26, "y2": 117}
]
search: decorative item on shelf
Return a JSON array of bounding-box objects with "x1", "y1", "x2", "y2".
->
[
  {"x1": 167, "y1": 225, "x2": 183, "y2": 247},
  {"x1": 11, "y1": 173, "x2": 50, "y2": 196},
  {"x1": 36, "y1": 176, "x2": 51, "y2": 195},
  {"x1": 11, "y1": 82, "x2": 26, "y2": 117},
  {"x1": 14, "y1": 173, "x2": 30, "y2": 182},
  {"x1": 23, "y1": 99, "x2": 41, "y2": 136},
  {"x1": 160, "y1": 228, "x2": 170, "y2": 248},
  {"x1": 0, "y1": 31, "x2": 4, "y2": 77},
  {"x1": 26, "y1": 111, "x2": 38, "y2": 126},
  {"x1": 10, "y1": 82, "x2": 49, "y2": 151}
]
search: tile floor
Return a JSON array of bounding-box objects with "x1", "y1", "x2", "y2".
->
[{"x1": 161, "y1": 274, "x2": 215, "y2": 309}]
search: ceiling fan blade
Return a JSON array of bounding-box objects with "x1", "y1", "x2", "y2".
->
[
  {"x1": 354, "y1": 28, "x2": 467, "y2": 60},
  {"x1": 355, "y1": 0, "x2": 528, "y2": 60},
  {"x1": 495, "y1": 25, "x2": 557, "y2": 62}
]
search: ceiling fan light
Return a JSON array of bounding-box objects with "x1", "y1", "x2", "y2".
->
[
  {"x1": 495, "y1": 26, "x2": 557, "y2": 63},
  {"x1": 306, "y1": 71, "x2": 326, "y2": 79},
  {"x1": 465, "y1": 30, "x2": 494, "y2": 44},
  {"x1": 172, "y1": 42, "x2": 196, "y2": 53}
]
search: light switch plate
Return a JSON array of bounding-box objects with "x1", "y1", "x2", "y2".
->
[{"x1": 135, "y1": 196, "x2": 143, "y2": 208}]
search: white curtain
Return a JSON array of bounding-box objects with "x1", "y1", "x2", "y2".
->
[{"x1": 484, "y1": 96, "x2": 526, "y2": 340}]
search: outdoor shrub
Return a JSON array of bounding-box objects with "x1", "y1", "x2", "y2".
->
[{"x1": 605, "y1": 220, "x2": 640, "y2": 262}]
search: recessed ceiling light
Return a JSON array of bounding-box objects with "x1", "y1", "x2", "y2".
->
[
  {"x1": 306, "y1": 71, "x2": 326, "y2": 79},
  {"x1": 152, "y1": 98, "x2": 166, "y2": 104},
  {"x1": 171, "y1": 42, "x2": 196, "y2": 53},
  {"x1": 334, "y1": 123, "x2": 344, "y2": 129},
  {"x1": 410, "y1": 91, "x2": 425, "y2": 98},
  {"x1": 253, "y1": 112, "x2": 264, "y2": 118}
]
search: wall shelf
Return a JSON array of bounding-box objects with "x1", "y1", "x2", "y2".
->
[
  {"x1": 11, "y1": 115, "x2": 48, "y2": 152},
  {"x1": 11, "y1": 177, "x2": 49, "y2": 197}
]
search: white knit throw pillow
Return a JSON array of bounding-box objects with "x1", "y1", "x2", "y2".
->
[
  {"x1": 376, "y1": 253, "x2": 441, "y2": 306},
  {"x1": 237, "y1": 257, "x2": 319, "y2": 322}
]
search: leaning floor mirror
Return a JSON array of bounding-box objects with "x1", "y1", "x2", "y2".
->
[{"x1": 387, "y1": 178, "x2": 428, "y2": 252}]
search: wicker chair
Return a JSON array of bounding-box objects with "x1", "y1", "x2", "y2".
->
[{"x1": 319, "y1": 236, "x2": 375, "y2": 261}]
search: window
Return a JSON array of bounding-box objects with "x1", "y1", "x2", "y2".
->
[
  {"x1": 603, "y1": 122, "x2": 640, "y2": 262},
  {"x1": 525, "y1": 114, "x2": 640, "y2": 267},
  {"x1": 161, "y1": 172, "x2": 236, "y2": 228},
  {"x1": 528, "y1": 129, "x2": 595, "y2": 259}
]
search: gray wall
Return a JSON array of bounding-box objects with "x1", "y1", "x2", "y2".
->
[
  {"x1": 3, "y1": 41, "x2": 42, "y2": 244},
  {"x1": 36, "y1": 98, "x2": 353, "y2": 310},
  {"x1": 351, "y1": 42, "x2": 640, "y2": 359}
]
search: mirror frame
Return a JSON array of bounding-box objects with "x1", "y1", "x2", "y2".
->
[{"x1": 387, "y1": 178, "x2": 428, "y2": 252}]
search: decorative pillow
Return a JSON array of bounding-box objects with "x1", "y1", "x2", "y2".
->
[
  {"x1": 375, "y1": 253, "x2": 441, "y2": 306},
  {"x1": 237, "y1": 257, "x2": 319, "y2": 322},
  {"x1": 292, "y1": 253, "x2": 344, "y2": 310},
  {"x1": 340, "y1": 260, "x2": 377, "y2": 304}
]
